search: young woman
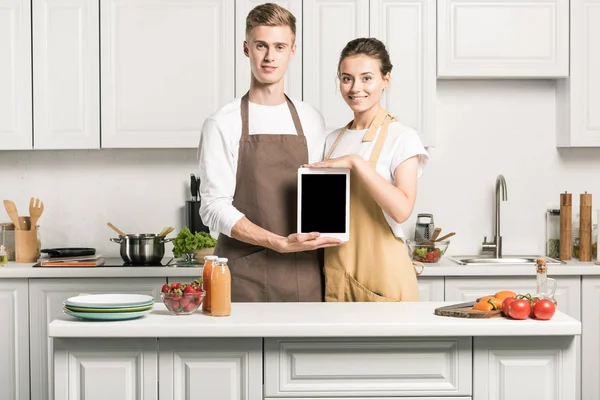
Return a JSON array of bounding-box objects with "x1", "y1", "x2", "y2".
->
[{"x1": 305, "y1": 38, "x2": 429, "y2": 302}]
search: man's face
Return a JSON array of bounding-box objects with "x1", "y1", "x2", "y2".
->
[{"x1": 244, "y1": 25, "x2": 296, "y2": 85}]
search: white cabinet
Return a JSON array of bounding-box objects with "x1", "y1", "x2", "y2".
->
[
  {"x1": 29, "y1": 278, "x2": 164, "y2": 400},
  {"x1": 303, "y1": 0, "x2": 369, "y2": 132},
  {"x1": 444, "y1": 276, "x2": 581, "y2": 320},
  {"x1": 437, "y1": 0, "x2": 569, "y2": 78},
  {"x1": 474, "y1": 336, "x2": 577, "y2": 400},
  {"x1": 418, "y1": 277, "x2": 445, "y2": 301},
  {"x1": 32, "y1": 0, "x2": 100, "y2": 149},
  {"x1": 235, "y1": 0, "x2": 302, "y2": 99},
  {"x1": 100, "y1": 0, "x2": 235, "y2": 148},
  {"x1": 264, "y1": 337, "x2": 472, "y2": 397},
  {"x1": 557, "y1": 0, "x2": 600, "y2": 147},
  {"x1": 0, "y1": 0, "x2": 32, "y2": 150},
  {"x1": 0, "y1": 280, "x2": 29, "y2": 400},
  {"x1": 370, "y1": 0, "x2": 436, "y2": 146},
  {"x1": 581, "y1": 277, "x2": 600, "y2": 399},
  {"x1": 159, "y1": 338, "x2": 263, "y2": 400},
  {"x1": 54, "y1": 338, "x2": 158, "y2": 400}
]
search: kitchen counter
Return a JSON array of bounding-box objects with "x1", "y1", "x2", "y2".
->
[
  {"x1": 48, "y1": 301, "x2": 580, "y2": 338},
  {"x1": 2, "y1": 258, "x2": 599, "y2": 278},
  {"x1": 50, "y1": 302, "x2": 579, "y2": 399}
]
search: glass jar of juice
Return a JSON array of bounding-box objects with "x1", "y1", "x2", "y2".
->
[
  {"x1": 201, "y1": 255, "x2": 218, "y2": 313},
  {"x1": 211, "y1": 257, "x2": 231, "y2": 317}
]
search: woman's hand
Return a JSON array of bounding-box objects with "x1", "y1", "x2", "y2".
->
[{"x1": 303, "y1": 154, "x2": 361, "y2": 170}]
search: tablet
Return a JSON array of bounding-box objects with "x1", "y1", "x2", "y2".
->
[{"x1": 297, "y1": 167, "x2": 350, "y2": 241}]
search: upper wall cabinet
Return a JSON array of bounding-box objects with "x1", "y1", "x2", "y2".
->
[
  {"x1": 437, "y1": 0, "x2": 569, "y2": 78},
  {"x1": 0, "y1": 0, "x2": 32, "y2": 150},
  {"x1": 33, "y1": 0, "x2": 100, "y2": 149},
  {"x1": 235, "y1": 0, "x2": 302, "y2": 99},
  {"x1": 303, "y1": 0, "x2": 369, "y2": 132},
  {"x1": 556, "y1": 0, "x2": 600, "y2": 147},
  {"x1": 100, "y1": 0, "x2": 235, "y2": 148},
  {"x1": 371, "y1": 0, "x2": 436, "y2": 146}
]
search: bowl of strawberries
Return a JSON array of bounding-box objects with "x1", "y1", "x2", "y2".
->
[{"x1": 161, "y1": 278, "x2": 204, "y2": 315}]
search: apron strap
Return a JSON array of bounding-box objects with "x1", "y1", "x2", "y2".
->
[
  {"x1": 324, "y1": 108, "x2": 390, "y2": 160},
  {"x1": 368, "y1": 114, "x2": 393, "y2": 165},
  {"x1": 412, "y1": 261, "x2": 425, "y2": 276},
  {"x1": 240, "y1": 92, "x2": 305, "y2": 138}
]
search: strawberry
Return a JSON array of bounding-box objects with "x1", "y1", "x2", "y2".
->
[
  {"x1": 161, "y1": 284, "x2": 170, "y2": 293},
  {"x1": 171, "y1": 282, "x2": 181, "y2": 290},
  {"x1": 171, "y1": 300, "x2": 180, "y2": 310},
  {"x1": 191, "y1": 277, "x2": 203, "y2": 289},
  {"x1": 183, "y1": 285, "x2": 196, "y2": 295},
  {"x1": 181, "y1": 298, "x2": 190, "y2": 309},
  {"x1": 184, "y1": 302, "x2": 197, "y2": 312}
]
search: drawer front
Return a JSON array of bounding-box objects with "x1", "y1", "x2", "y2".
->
[{"x1": 264, "y1": 337, "x2": 472, "y2": 397}]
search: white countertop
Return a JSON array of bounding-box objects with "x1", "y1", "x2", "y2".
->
[
  {"x1": 48, "y1": 302, "x2": 581, "y2": 338},
  {"x1": 2, "y1": 258, "x2": 599, "y2": 278}
]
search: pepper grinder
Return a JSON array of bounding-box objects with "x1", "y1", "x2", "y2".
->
[
  {"x1": 560, "y1": 192, "x2": 572, "y2": 260},
  {"x1": 580, "y1": 192, "x2": 592, "y2": 261}
]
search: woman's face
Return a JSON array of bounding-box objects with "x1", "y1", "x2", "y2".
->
[{"x1": 339, "y1": 55, "x2": 390, "y2": 114}]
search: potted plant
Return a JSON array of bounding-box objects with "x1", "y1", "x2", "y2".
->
[{"x1": 172, "y1": 228, "x2": 216, "y2": 263}]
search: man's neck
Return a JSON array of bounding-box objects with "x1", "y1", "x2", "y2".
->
[{"x1": 248, "y1": 77, "x2": 286, "y2": 105}]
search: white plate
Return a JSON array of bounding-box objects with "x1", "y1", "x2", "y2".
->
[
  {"x1": 63, "y1": 308, "x2": 152, "y2": 321},
  {"x1": 65, "y1": 294, "x2": 154, "y2": 308}
]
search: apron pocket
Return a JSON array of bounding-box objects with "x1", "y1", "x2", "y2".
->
[
  {"x1": 229, "y1": 249, "x2": 268, "y2": 302},
  {"x1": 344, "y1": 272, "x2": 398, "y2": 302}
]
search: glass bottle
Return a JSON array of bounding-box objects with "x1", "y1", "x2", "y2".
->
[
  {"x1": 211, "y1": 257, "x2": 231, "y2": 317},
  {"x1": 201, "y1": 255, "x2": 218, "y2": 313},
  {"x1": 573, "y1": 213, "x2": 581, "y2": 259},
  {"x1": 534, "y1": 258, "x2": 557, "y2": 300},
  {"x1": 592, "y1": 223, "x2": 598, "y2": 260},
  {"x1": 546, "y1": 209, "x2": 560, "y2": 259}
]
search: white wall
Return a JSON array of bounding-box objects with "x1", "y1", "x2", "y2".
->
[{"x1": 1, "y1": 79, "x2": 599, "y2": 258}]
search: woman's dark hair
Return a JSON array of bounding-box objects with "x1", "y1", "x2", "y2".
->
[{"x1": 337, "y1": 38, "x2": 393, "y2": 78}]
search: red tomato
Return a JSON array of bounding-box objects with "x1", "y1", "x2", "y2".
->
[
  {"x1": 502, "y1": 297, "x2": 515, "y2": 317},
  {"x1": 530, "y1": 298, "x2": 539, "y2": 318},
  {"x1": 508, "y1": 299, "x2": 531, "y2": 320},
  {"x1": 533, "y1": 299, "x2": 556, "y2": 320}
]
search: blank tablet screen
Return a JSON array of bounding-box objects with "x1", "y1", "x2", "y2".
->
[{"x1": 300, "y1": 174, "x2": 347, "y2": 233}]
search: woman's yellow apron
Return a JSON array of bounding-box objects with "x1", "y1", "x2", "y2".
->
[{"x1": 324, "y1": 108, "x2": 423, "y2": 302}]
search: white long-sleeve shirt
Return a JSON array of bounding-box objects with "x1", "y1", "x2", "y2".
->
[{"x1": 197, "y1": 97, "x2": 327, "y2": 237}]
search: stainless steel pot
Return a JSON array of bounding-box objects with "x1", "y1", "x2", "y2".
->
[{"x1": 110, "y1": 234, "x2": 173, "y2": 265}]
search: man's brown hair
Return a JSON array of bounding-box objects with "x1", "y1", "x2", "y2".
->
[{"x1": 245, "y1": 3, "x2": 296, "y2": 42}]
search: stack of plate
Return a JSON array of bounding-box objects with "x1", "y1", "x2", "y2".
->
[{"x1": 63, "y1": 294, "x2": 154, "y2": 321}]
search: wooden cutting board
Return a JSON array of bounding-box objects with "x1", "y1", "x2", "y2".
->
[{"x1": 434, "y1": 301, "x2": 504, "y2": 318}]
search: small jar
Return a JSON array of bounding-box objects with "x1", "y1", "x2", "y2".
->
[
  {"x1": 0, "y1": 223, "x2": 16, "y2": 261},
  {"x1": 546, "y1": 209, "x2": 560, "y2": 259},
  {"x1": 592, "y1": 223, "x2": 598, "y2": 260},
  {"x1": 573, "y1": 214, "x2": 581, "y2": 259}
]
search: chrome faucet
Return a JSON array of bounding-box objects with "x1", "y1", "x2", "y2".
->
[{"x1": 482, "y1": 174, "x2": 508, "y2": 258}]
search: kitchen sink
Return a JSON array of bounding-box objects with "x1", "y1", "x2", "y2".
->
[{"x1": 449, "y1": 255, "x2": 563, "y2": 266}]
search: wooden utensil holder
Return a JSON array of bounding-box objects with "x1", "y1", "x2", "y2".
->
[
  {"x1": 580, "y1": 193, "x2": 593, "y2": 262},
  {"x1": 16, "y1": 229, "x2": 39, "y2": 263}
]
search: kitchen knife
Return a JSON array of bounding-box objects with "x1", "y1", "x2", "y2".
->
[{"x1": 190, "y1": 174, "x2": 197, "y2": 201}]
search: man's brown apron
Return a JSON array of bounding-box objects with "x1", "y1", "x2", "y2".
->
[
  {"x1": 214, "y1": 93, "x2": 322, "y2": 302},
  {"x1": 324, "y1": 108, "x2": 424, "y2": 302}
]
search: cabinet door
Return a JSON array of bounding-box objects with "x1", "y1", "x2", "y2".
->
[
  {"x1": 0, "y1": 280, "x2": 29, "y2": 400},
  {"x1": 54, "y1": 338, "x2": 158, "y2": 400},
  {"x1": 101, "y1": 0, "x2": 235, "y2": 148},
  {"x1": 581, "y1": 277, "x2": 600, "y2": 399},
  {"x1": 235, "y1": 0, "x2": 302, "y2": 99},
  {"x1": 437, "y1": 0, "x2": 569, "y2": 78},
  {"x1": 557, "y1": 0, "x2": 600, "y2": 147},
  {"x1": 33, "y1": 0, "x2": 99, "y2": 149},
  {"x1": 159, "y1": 338, "x2": 263, "y2": 400},
  {"x1": 417, "y1": 277, "x2": 444, "y2": 301},
  {"x1": 29, "y1": 278, "x2": 164, "y2": 400},
  {"x1": 303, "y1": 0, "x2": 369, "y2": 132},
  {"x1": 0, "y1": 0, "x2": 32, "y2": 150},
  {"x1": 370, "y1": 0, "x2": 436, "y2": 146},
  {"x1": 444, "y1": 276, "x2": 581, "y2": 320}
]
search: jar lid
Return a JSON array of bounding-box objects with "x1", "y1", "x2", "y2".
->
[
  {"x1": 204, "y1": 255, "x2": 218, "y2": 261},
  {"x1": 216, "y1": 257, "x2": 228, "y2": 263},
  {"x1": 0, "y1": 222, "x2": 15, "y2": 230},
  {"x1": 547, "y1": 209, "x2": 560, "y2": 215}
]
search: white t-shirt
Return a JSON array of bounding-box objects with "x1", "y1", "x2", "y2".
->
[
  {"x1": 198, "y1": 97, "x2": 327, "y2": 237},
  {"x1": 324, "y1": 121, "x2": 429, "y2": 239}
]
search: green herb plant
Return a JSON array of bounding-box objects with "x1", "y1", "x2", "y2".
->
[{"x1": 172, "y1": 227, "x2": 217, "y2": 258}]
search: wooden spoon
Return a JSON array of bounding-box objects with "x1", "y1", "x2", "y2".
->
[
  {"x1": 29, "y1": 197, "x2": 44, "y2": 229},
  {"x1": 435, "y1": 232, "x2": 456, "y2": 242},
  {"x1": 107, "y1": 222, "x2": 127, "y2": 237},
  {"x1": 429, "y1": 228, "x2": 442, "y2": 242},
  {"x1": 158, "y1": 226, "x2": 175, "y2": 237},
  {"x1": 3, "y1": 200, "x2": 22, "y2": 229}
]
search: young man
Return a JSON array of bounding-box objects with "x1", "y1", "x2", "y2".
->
[{"x1": 197, "y1": 3, "x2": 341, "y2": 302}]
